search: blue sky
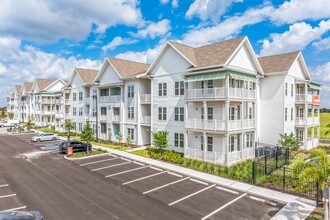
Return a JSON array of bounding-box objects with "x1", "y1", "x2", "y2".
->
[{"x1": 1, "y1": 0, "x2": 330, "y2": 107}]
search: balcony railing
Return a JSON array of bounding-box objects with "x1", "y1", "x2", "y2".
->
[
  {"x1": 185, "y1": 147, "x2": 254, "y2": 166},
  {"x1": 186, "y1": 119, "x2": 255, "y2": 131},
  {"x1": 306, "y1": 138, "x2": 319, "y2": 150},
  {"x1": 110, "y1": 95, "x2": 121, "y2": 103},
  {"x1": 85, "y1": 97, "x2": 90, "y2": 104},
  {"x1": 54, "y1": 99, "x2": 62, "y2": 104},
  {"x1": 41, "y1": 99, "x2": 52, "y2": 104},
  {"x1": 296, "y1": 117, "x2": 320, "y2": 126},
  {"x1": 112, "y1": 115, "x2": 120, "y2": 123},
  {"x1": 185, "y1": 87, "x2": 255, "y2": 100},
  {"x1": 140, "y1": 94, "x2": 151, "y2": 103},
  {"x1": 295, "y1": 94, "x2": 313, "y2": 102},
  {"x1": 140, "y1": 116, "x2": 151, "y2": 125},
  {"x1": 99, "y1": 96, "x2": 110, "y2": 103},
  {"x1": 55, "y1": 113, "x2": 63, "y2": 119},
  {"x1": 100, "y1": 114, "x2": 107, "y2": 121}
]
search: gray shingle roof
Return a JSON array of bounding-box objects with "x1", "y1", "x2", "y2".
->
[
  {"x1": 75, "y1": 68, "x2": 98, "y2": 84},
  {"x1": 107, "y1": 58, "x2": 150, "y2": 78}
]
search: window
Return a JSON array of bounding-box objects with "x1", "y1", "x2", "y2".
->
[
  {"x1": 128, "y1": 107, "x2": 134, "y2": 119},
  {"x1": 291, "y1": 108, "x2": 293, "y2": 121},
  {"x1": 245, "y1": 132, "x2": 253, "y2": 148},
  {"x1": 175, "y1": 81, "x2": 184, "y2": 96},
  {"x1": 229, "y1": 107, "x2": 235, "y2": 120},
  {"x1": 201, "y1": 107, "x2": 204, "y2": 120},
  {"x1": 73, "y1": 93, "x2": 76, "y2": 101},
  {"x1": 174, "y1": 133, "x2": 184, "y2": 147},
  {"x1": 291, "y1": 84, "x2": 294, "y2": 97},
  {"x1": 158, "y1": 107, "x2": 167, "y2": 120},
  {"x1": 79, "y1": 107, "x2": 83, "y2": 116},
  {"x1": 158, "y1": 83, "x2": 167, "y2": 96},
  {"x1": 48, "y1": 117, "x2": 51, "y2": 122},
  {"x1": 127, "y1": 128, "x2": 134, "y2": 140},
  {"x1": 86, "y1": 88, "x2": 90, "y2": 98},
  {"x1": 297, "y1": 129, "x2": 304, "y2": 141},
  {"x1": 229, "y1": 136, "x2": 235, "y2": 152},
  {"x1": 73, "y1": 107, "x2": 76, "y2": 116},
  {"x1": 285, "y1": 83, "x2": 288, "y2": 96},
  {"x1": 285, "y1": 108, "x2": 287, "y2": 121},
  {"x1": 174, "y1": 107, "x2": 184, "y2": 121},
  {"x1": 79, "y1": 92, "x2": 83, "y2": 101},
  {"x1": 101, "y1": 123, "x2": 106, "y2": 133},
  {"x1": 207, "y1": 80, "x2": 214, "y2": 88},
  {"x1": 79, "y1": 123, "x2": 82, "y2": 132},
  {"x1": 207, "y1": 107, "x2": 213, "y2": 120},
  {"x1": 248, "y1": 106, "x2": 253, "y2": 119},
  {"x1": 73, "y1": 122, "x2": 76, "y2": 130},
  {"x1": 128, "y1": 85, "x2": 134, "y2": 98},
  {"x1": 207, "y1": 137, "x2": 213, "y2": 152},
  {"x1": 201, "y1": 136, "x2": 204, "y2": 151}
]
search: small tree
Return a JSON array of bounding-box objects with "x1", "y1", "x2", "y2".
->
[
  {"x1": 80, "y1": 121, "x2": 94, "y2": 154},
  {"x1": 8, "y1": 112, "x2": 14, "y2": 120},
  {"x1": 325, "y1": 124, "x2": 330, "y2": 138},
  {"x1": 26, "y1": 116, "x2": 33, "y2": 132},
  {"x1": 64, "y1": 119, "x2": 75, "y2": 141},
  {"x1": 151, "y1": 130, "x2": 168, "y2": 154},
  {"x1": 1, "y1": 110, "x2": 5, "y2": 119},
  {"x1": 278, "y1": 133, "x2": 302, "y2": 151}
]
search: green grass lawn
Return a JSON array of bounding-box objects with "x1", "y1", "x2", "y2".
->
[{"x1": 320, "y1": 113, "x2": 330, "y2": 139}]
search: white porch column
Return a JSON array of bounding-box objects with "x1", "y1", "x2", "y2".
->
[
  {"x1": 318, "y1": 106, "x2": 321, "y2": 138},
  {"x1": 225, "y1": 101, "x2": 229, "y2": 130},
  {"x1": 203, "y1": 132, "x2": 207, "y2": 161},
  {"x1": 203, "y1": 101, "x2": 207, "y2": 130},
  {"x1": 241, "y1": 101, "x2": 244, "y2": 128},
  {"x1": 225, "y1": 134, "x2": 229, "y2": 166},
  {"x1": 184, "y1": 131, "x2": 188, "y2": 157}
]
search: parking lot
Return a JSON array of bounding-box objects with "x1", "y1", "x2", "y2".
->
[
  {"x1": 73, "y1": 153, "x2": 285, "y2": 219},
  {"x1": 15, "y1": 133, "x2": 62, "y2": 153},
  {"x1": 0, "y1": 178, "x2": 26, "y2": 213}
]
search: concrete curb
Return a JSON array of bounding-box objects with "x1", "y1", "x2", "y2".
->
[{"x1": 64, "y1": 152, "x2": 110, "y2": 161}]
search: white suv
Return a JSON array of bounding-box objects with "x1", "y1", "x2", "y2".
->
[{"x1": 31, "y1": 133, "x2": 58, "y2": 142}]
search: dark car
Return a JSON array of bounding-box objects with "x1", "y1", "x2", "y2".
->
[
  {"x1": 0, "y1": 210, "x2": 43, "y2": 220},
  {"x1": 58, "y1": 140, "x2": 92, "y2": 154}
]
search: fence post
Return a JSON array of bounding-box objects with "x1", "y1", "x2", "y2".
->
[
  {"x1": 264, "y1": 154, "x2": 267, "y2": 175},
  {"x1": 285, "y1": 148, "x2": 289, "y2": 165},
  {"x1": 316, "y1": 181, "x2": 320, "y2": 207},
  {"x1": 252, "y1": 161, "x2": 255, "y2": 185},
  {"x1": 282, "y1": 166, "x2": 286, "y2": 192}
]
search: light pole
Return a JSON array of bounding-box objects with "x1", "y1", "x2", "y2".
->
[{"x1": 93, "y1": 89, "x2": 99, "y2": 142}]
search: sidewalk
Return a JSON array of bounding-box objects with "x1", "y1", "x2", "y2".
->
[{"x1": 90, "y1": 143, "x2": 315, "y2": 220}]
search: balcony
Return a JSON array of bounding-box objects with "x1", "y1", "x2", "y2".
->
[
  {"x1": 140, "y1": 94, "x2": 151, "y2": 103},
  {"x1": 185, "y1": 87, "x2": 255, "y2": 100},
  {"x1": 140, "y1": 116, "x2": 151, "y2": 125},
  {"x1": 112, "y1": 115, "x2": 120, "y2": 123},
  {"x1": 99, "y1": 96, "x2": 110, "y2": 103},
  {"x1": 65, "y1": 113, "x2": 71, "y2": 119},
  {"x1": 54, "y1": 99, "x2": 62, "y2": 105},
  {"x1": 295, "y1": 94, "x2": 313, "y2": 102},
  {"x1": 186, "y1": 119, "x2": 255, "y2": 131},
  {"x1": 41, "y1": 99, "x2": 52, "y2": 104},
  {"x1": 306, "y1": 138, "x2": 319, "y2": 150},
  {"x1": 296, "y1": 117, "x2": 320, "y2": 126},
  {"x1": 185, "y1": 147, "x2": 254, "y2": 166},
  {"x1": 55, "y1": 113, "x2": 63, "y2": 119},
  {"x1": 42, "y1": 110, "x2": 55, "y2": 115},
  {"x1": 64, "y1": 99, "x2": 70, "y2": 105},
  {"x1": 100, "y1": 114, "x2": 107, "y2": 121},
  {"x1": 85, "y1": 97, "x2": 90, "y2": 104}
]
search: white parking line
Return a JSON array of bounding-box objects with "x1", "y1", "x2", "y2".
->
[
  {"x1": 143, "y1": 177, "x2": 190, "y2": 194},
  {"x1": 0, "y1": 206, "x2": 27, "y2": 212},
  {"x1": 105, "y1": 166, "x2": 148, "y2": 178},
  {"x1": 190, "y1": 178, "x2": 208, "y2": 186},
  {"x1": 216, "y1": 186, "x2": 239, "y2": 195},
  {"x1": 201, "y1": 193, "x2": 247, "y2": 220},
  {"x1": 91, "y1": 161, "x2": 132, "y2": 172},
  {"x1": 150, "y1": 166, "x2": 163, "y2": 171},
  {"x1": 0, "y1": 194, "x2": 16, "y2": 199},
  {"x1": 168, "y1": 184, "x2": 216, "y2": 206},
  {"x1": 120, "y1": 157, "x2": 131, "y2": 162},
  {"x1": 80, "y1": 157, "x2": 118, "y2": 166},
  {"x1": 0, "y1": 184, "x2": 9, "y2": 188},
  {"x1": 122, "y1": 171, "x2": 167, "y2": 185},
  {"x1": 168, "y1": 172, "x2": 182, "y2": 178}
]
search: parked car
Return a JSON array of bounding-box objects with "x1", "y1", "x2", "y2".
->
[
  {"x1": 0, "y1": 210, "x2": 43, "y2": 220},
  {"x1": 58, "y1": 140, "x2": 92, "y2": 154},
  {"x1": 0, "y1": 120, "x2": 20, "y2": 127},
  {"x1": 31, "y1": 133, "x2": 58, "y2": 142}
]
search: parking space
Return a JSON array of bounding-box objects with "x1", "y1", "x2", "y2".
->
[
  {"x1": 15, "y1": 134, "x2": 62, "y2": 152},
  {"x1": 0, "y1": 179, "x2": 26, "y2": 212},
  {"x1": 73, "y1": 153, "x2": 285, "y2": 219}
]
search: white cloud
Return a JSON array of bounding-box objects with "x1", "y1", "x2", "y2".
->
[
  {"x1": 270, "y1": 0, "x2": 330, "y2": 25},
  {"x1": 171, "y1": 0, "x2": 179, "y2": 8},
  {"x1": 102, "y1": 37, "x2": 138, "y2": 52},
  {"x1": 0, "y1": 0, "x2": 143, "y2": 42},
  {"x1": 133, "y1": 19, "x2": 171, "y2": 39},
  {"x1": 160, "y1": 0, "x2": 170, "y2": 4},
  {"x1": 185, "y1": 0, "x2": 243, "y2": 23},
  {"x1": 0, "y1": 36, "x2": 102, "y2": 105},
  {"x1": 313, "y1": 36, "x2": 330, "y2": 51},
  {"x1": 310, "y1": 62, "x2": 330, "y2": 108},
  {"x1": 115, "y1": 44, "x2": 163, "y2": 64},
  {"x1": 182, "y1": 6, "x2": 273, "y2": 46},
  {"x1": 260, "y1": 20, "x2": 330, "y2": 56}
]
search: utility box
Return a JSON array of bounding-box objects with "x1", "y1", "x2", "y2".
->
[{"x1": 67, "y1": 146, "x2": 73, "y2": 156}]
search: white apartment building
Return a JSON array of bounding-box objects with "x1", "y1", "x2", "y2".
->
[
  {"x1": 258, "y1": 52, "x2": 321, "y2": 150},
  {"x1": 64, "y1": 68, "x2": 98, "y2": 133},
  {"x1": 93, "y1": 58, "x2": 151, "y2": 146},
  {"x1": 7, "y1": 85, "x2": 21, "y2": 120},
  {"x1": 6, "y1": 36, "x2": 321, "y2": 166},
  {"x1": 18, "y1": 82, "x2": 33, "y2": 122},
  {"x1": 31, "y1": 78, "x2": 66, "y2": 127},
  {"x1": 147, "y1": 36, "x2": 263, "y2": 166}
]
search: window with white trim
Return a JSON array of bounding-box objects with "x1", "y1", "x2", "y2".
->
[
  {"x1": 128, "y1": 107, "x2": 134, "y2": 119},
  {"x1": 201, "y1": 136, "x2": 204, "y2": 151},
  {"x1": 158, "y1": 83, "x2": 167, "y2": 97},
  {"x1": 291, "y1": 84, "x2": 294, "y2": 97},
  {"x1": 79, "y1": 123, "x2": 82, "y2": 131},
  {"x1": 158, "y1": 107, "x2": 167, "y2": 120},
  {"x1": 101, "y1": 123, "x2": 106, "y2": 133},
  {"x1": 229, "y1": 136, "x2": 235, "y2": 152},
  {"x1": 285, "y1": 108, "x2": 288, "y2": 121},
  {"x1": 207, "y1": 80, "x2": 213, "y2": 88},
  {"x1": 127, "y1": 85, "x2": 134, "y2": 98},
  {"x1": 79, "y1": 92, "x2": 83, "y2": 101},
  {"x1": 174, "y1": 133, "x2": 184, "y2": 148},
  {"x1": 79, "y1": 107, "x2": 83, "y2": 116},
  {"x1": 73, "y1": 93, "x2": 76, "y2": 101},
  {"x1": 285, "y1": 82, "x2": 288, "y2": 96},
  {"x1": 201, "y1": 107, "x2": 204, "y2": 120},
  {"x1": 207, "y1": 107, "x2": 213, "y2": 120},
  {"x1": 229, "y1": 107, "x2": 235, "y2": 120},
  {"x1": 73, "y1": 107, "x2": 76, "y2": 116},
  {"x1": 291, "y1": 108, "x2": 293, "y2": 121},
  {"x1": 174, "y1": 107, "x2": 184, "y2": 121},
  {"x1": 175, "y1": 81, "x2": 184, "y2": 96},
  {"x1": 245, "y1": 132, "x2": 254, "y2": 148},
  {"x1": 127, "y1": 128, "x2": 134, "y2": 140},
  {"x1": 207, "y1": 136, "x2": 213, "y2": 152}
]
